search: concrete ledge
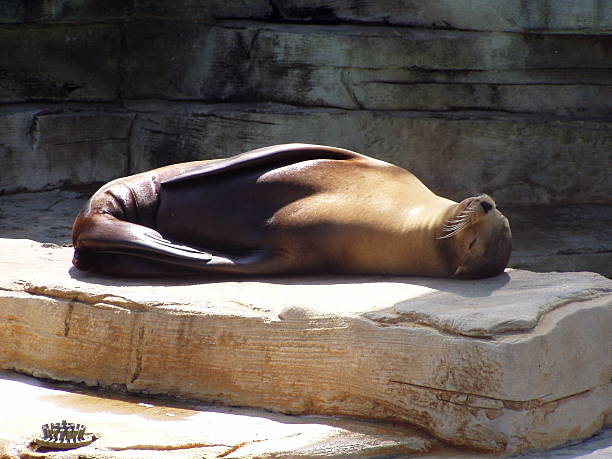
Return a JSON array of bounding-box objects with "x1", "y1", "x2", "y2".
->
[{"x1": 1, "y1": 238, "x2": 610, "y2": 454}]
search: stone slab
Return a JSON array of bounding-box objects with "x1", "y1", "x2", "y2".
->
[
  {"x1": 505, "y1": 205, "x2": 612, "y2": 278},
  {"x1": 0, "y1": 190, "x2": 85, "y2": 245},
  {"x1": 122, "y1": 22, "x2": 250, "y2": 102},
  {"x1": 3, "y1": 19, "x2": 610, "y2": 114},
  {"x1": 0, "y1": 238, "x2": 610, "y2": 454},
  {"x1": 120, "y1": 21, "x2": 612, "y2": 116},
  {"x1": 0, "y1": 24, "x2": 120, "y2": 102},
  {"x1": 3, "y1": 0, "x2": 610, "y2": 34},
  {"x1": 0, "y1": 105, "x2": 132, "y2": 194},
  {"x1": 132, "y1": 0, "x2": 273, "y2": 22},
  {"x1": 272, "y1": 0, "x2": 612, "y2": 34},
  {"x1": 0, "y1": 370, "x2": 439, "y2": 459},
  {"x1": 0, "y1": 0, "x2": 130, "y2": 24},
  {"x1": 0, "y1": 372, "x2": 610, "y2": 459},
  {"x1": 4, "y1": 103, "x2": 610, "y2": 206}
]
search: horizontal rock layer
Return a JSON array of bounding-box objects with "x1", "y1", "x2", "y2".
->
[
  {"x1": 2, "y1": 20, "x2": 610, "y2": 116},
  {"x1": 0, "y1": 239, "x2": 610, "y2": 454},
  {"x1": 0, "y1": 105, "x2": 132, "y2": 194},
  {"x1": 1, "y1": 189, "x2": 610, "y2": 278},
  {"x1": 0, "y1": 24, "x2": 120, "y2": 103},
  {"x1": 2, "y1": 104, "x2": 610, "y2": 208},
  {"x1": 2, "y1": 0, "x2": 610, "y2": 33}
]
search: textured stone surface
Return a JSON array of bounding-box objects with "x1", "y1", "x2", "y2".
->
[
  {"x1": 133, "y1": 0, "x2": 273, "y2": 22},
  {"x1": 0, "y1": 372, "x2": 610, "y2": 459},
  {"x1": 505, "y1": 205, "x2": 612, "y2": 278},
  {"x1": 128, "y1": 103, "x2": 612, "y2": 207},
  {"x1": 272, "y1": 0, "x2": 612, "y2": 33},
  {"x1": 121, "y1": 22, "x2": 248, "y2": 102},
  {"x1": 0, "y1": 238, "x2": 610, "y2": 454},
  {"x1": 0, "y1": 106, "x2": 132, "y2": 194},
  {"x1": 0, "y1": 190, "x2": 85, "y2": 244},
  {"x1": 0, "y1": 25, "x2": 120, "y2": 102},
  {"x1": 3, "y1": 0, "x2": 609, "y2": 33},
  {"x1": 2, "y1": 3, "x2": 610, "y2": 209},
  {"x1": 0, "y1": 0, "x2": 130, "y2": 23},
  {"x1": 0, "y1": 371, "x2": 439, "y2": 459},
  {"x1": 520, "y1": 427, "x2": 612, "y2": 458},
  {"x1": 3, "y1": 18, "x2": 610, "y2": 111},
  {"x1": 3, "y1": 103, "x2": 610, "y2": 206},
  {"x1": 120, "y1": 21, "x2": 612, "y2": 116}
]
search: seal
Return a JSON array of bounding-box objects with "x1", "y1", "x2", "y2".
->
[{"x1": 72, "y1": 143, "x2": 511, "y2": 279}]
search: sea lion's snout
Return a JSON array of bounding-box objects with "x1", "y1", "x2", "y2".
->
[
  {"x1": 480, "y1": 201, "x2": 493, "y2": 213},
  {"x1": 441, "y1": 193, "x2": 512, "y2": 279}
]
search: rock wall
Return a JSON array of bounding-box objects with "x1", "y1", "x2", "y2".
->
[{"x1": 1, "y1": 1, "x2": 611, "y2": 206}]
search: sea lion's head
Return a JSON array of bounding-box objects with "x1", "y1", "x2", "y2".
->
[{"x1": 439, "y1": 194, "x2": 512, "y2": 279}]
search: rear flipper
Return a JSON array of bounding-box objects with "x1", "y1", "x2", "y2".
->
[{"x1": 73, "y1": 215, "x2": 286, "y2": 278}]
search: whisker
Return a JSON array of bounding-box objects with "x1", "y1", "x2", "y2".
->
[{"x1": 438, "y1": 207, "x2": 479, "y2": 239}]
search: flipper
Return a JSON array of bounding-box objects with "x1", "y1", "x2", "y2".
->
[
  {"x1": 162, "y1": 143, "x2": 360, "y2": 185},
  {"x1": 73, "y1": 215, "x2": 286, "y2": 277},
  {"x1": 73, "y1": 216, "x2": 209, "y2": 266}
]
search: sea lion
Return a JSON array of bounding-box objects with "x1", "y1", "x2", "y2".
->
[{"x1": 72, "y1": 143, "x2": 511, "y2": 279}]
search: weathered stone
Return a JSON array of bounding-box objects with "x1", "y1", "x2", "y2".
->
[
  {"x1": 132, "y1": 0, "x2": 273, "y2": 21},
  {"x1": 2, "y1": 375, "x2": 609, "y2": 459},
  {"x1": 0, "y1": 0, "x2": 265, "y2": 24},
  {"x1": 245, "y1": 23, "x2": 612, "y2": 114},
  {"x1": 0, "y1": 106, "x2": 132, "y2": 194},
  {"x1": 0, "y1": 190, "x2": 84, "y2": 244},
  {"x1": 349, "y1": 77, "x2": 612, "y2": 116},
  {"x1": 120, "y1": 21, "x2": 612, "y2": 115},
  {"x1": 0, "y1": 239, "x2": 610, "y2": 454},
  {"x1": 0, "y1": 371, "x2": 439, "y2": 459},
  {"x1": 3, "y1": 102, "x2": 610, "y2": 204},
  {"x1": 128, "y1": 103, "x2": 612, "y2": 207},
  {"x1": 273, "y1": 0, "x2": 612, "y2": 33},
  {"x1": 240, "y1": 22, "x2": 612, "y2": 70},
  {"x1": 122, "y1": 22, "x2": 253, "y2": 102},
  {"x1": 3, "y1": 7, "x2": 609, "y2": 113},
  {"x1": 4, "y1": 0, "x2": 609, "y2": 35},
  {"x1": 506, "y1": 205, "x2": 612, "y2": 278},
  {"x1": 0, "y1": 0, "x2": 130, "y2": 23},
  {"x1": 0, "y1": 24, "x2": 120, "y2": 102}
]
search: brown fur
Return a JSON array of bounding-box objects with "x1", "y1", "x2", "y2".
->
[{"x1": 72, "y1": 144, "x2": 512, "y2": 279}]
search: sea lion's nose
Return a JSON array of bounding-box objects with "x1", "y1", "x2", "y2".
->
[{"x1": 480, "y1": 201, "x2": 493, "y2": 213}]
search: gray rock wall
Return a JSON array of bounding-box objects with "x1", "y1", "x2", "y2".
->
[{"x1": 1, "y1": 0, "x2": 610, "y2": 206}]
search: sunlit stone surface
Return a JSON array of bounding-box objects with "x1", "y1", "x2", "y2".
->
[{"x1": 0, "y1": 239, "x2": 610, "y2": 454}]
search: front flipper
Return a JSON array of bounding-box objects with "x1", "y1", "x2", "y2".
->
[{"x1": 162, "y1": 143, "x2": 360, "y2": 186}]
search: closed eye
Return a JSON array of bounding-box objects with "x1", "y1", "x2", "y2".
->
[{"x1": 469, "y1": 237, "x2": 478, "y2": 249}]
